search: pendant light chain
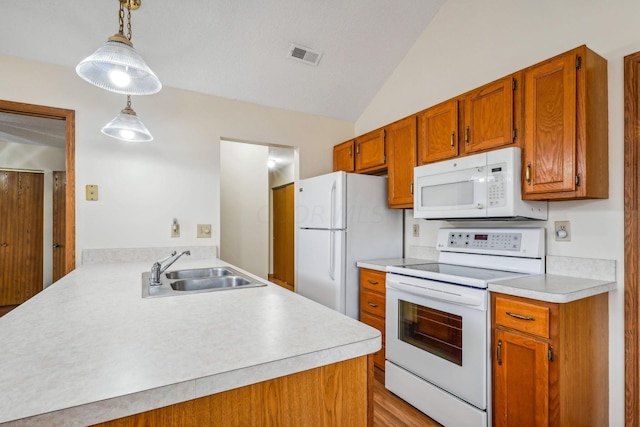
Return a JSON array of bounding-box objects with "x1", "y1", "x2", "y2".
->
[
  {"x1": 126, "y1": 5, "x2": 132, "y2": 41},
  {"x1": 118, "y1": 1, "x2": 125, "y2": 36}
]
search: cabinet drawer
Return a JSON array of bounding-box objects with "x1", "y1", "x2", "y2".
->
[
  {"x1": 360, "y1": 311, "x2": 385, "y2": 369},
  {"x1": 360, "y1": 289, "x2": 385, "y2": 317},
  {"x1": 494, "y1": 295, "x2": 550, "y2": 338},
  {"x1": 360, "y1": 269, "x2": 386, "y2": 294}
]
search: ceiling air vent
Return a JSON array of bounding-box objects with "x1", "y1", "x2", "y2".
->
[{"x1": 288, "y1": 44, "x2": 323, "y2": 66}]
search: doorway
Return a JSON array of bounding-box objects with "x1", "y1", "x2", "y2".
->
[{"x1": 0, "y1": 100, "x2": 75, "y2": 315}]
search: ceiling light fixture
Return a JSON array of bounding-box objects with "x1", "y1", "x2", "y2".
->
[
  {"x1": 101, "y1": 96, "x2": 153, "y2": 142},
  {"x1": 267, "y1": 158, "x2": 277, "y2": 169},
  {"x1": 76, "y1": 0, "x2": 161, "y2": 95}
]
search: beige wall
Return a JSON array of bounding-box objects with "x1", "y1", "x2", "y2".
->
[
  {"x1": 356, "y1": 0, "x2": 638, "y2": 424},
  {"x1": 0, "y1": 54, "x2": 353, "y2": 262}
]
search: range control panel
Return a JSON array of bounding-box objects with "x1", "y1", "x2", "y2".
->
[
  {"x1": 447, "y1": 231, "x2": 521, "y2": 251},
  {"x1": 436, "y1": 227, "x2": 545, "y2": 258}
]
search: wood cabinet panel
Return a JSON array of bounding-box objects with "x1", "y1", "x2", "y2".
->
[
  {"x1": 523, "y1": 45, "x2": 608, "y2": 200},
  {"x1": 359, "y1": 268, "x2": 386, "y2": 371},
  {"x1": 355, "y1": 129, "x2": 386, "y2": 173},
  {"x1": 463, "y1": 76, "x2": 516, "y2": 154},
  {"x1": 386, "y1": 116, "x2": 417, "y2": 208},
  {"x1": 93, "y1": 356, "x2": 372, "y2": 427},
  {"x1": 417, "y1": 99, "x2": 459, "y2": 164},
  {"x1": 494, "y1": 295, "x2": 550, "y2": 338},
  {"x1": 492, "y1": 292, "x2": 609, "y2": 427},
  {"x1": 333, "y1": 140, "x2": 355, "y2": 172}
]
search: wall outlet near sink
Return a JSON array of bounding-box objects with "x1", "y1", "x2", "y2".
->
[{"x1": 197, "y1": 224, "x2": 212, "y2": 238}]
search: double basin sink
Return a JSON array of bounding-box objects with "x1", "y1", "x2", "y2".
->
[{"x1": 142, "y1": 266, "x2": 266, "y2": 298}]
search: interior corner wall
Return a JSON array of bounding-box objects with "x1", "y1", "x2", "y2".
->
[
  {"x1": 355, "y1": 1, "x2": 640, "y2": 424},
  {"x1": 0, "y1": 54, "x2": 354, "y2": 264},
  {"x1": 220, "y1": 140, "x2": 269, "y2": 278}
]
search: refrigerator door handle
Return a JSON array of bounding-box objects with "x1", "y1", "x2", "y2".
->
[
  {"x1": 328, "y1": 230, "x2": 335, "y2": 280},
  {"x1": 330, "y1": 180, "x2": 336, "y2": 230}
]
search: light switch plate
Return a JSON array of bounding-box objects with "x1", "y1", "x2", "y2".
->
[
  {"x1": 86, "y1": 185, "x2": 98, "y2": 201},
  {"x1": 197, "y1": 224, "x2": 212, "y2": 238}
]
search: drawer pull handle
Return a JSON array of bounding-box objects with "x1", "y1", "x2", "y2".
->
[
  {"x1": 506, "y1": 311, "x2": 535, "y2": 321},
  {"x1": 367, "y1": 302, "x2": 379, "y2": 308},
  {"x1": 367, "y1": 280, "x2": 379, "y2": 285},
  {"x1": 496, "y1": 340, "x2": 503, "y2": 365}
]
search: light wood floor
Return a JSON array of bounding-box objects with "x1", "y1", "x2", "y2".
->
[{"x1": 374, "y1": 367, "x2": 443, "y2": 427}]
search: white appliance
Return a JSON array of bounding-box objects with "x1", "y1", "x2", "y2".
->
[
  {"x1": 385, "y1": 227, "x2": 545, "y2": 427},
  {"x1": 413, "y1": 147, "x2": 547, "y2": 220},
  {"x1": 295, "y1": 171, "x2": 402, "y2": 319}
]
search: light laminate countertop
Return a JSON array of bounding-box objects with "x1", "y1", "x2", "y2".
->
[{"x1": 0, "y1": 258, "x2": 380, "y2": 426}]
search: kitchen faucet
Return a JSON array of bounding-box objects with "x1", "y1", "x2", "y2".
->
[{"x1": 149, "y1": 250, "x2": 191, "y2": 286}]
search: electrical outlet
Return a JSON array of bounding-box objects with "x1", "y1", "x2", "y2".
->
[
  {"x1": 554, "y1": 221, "x2": 571, "y2": 242},
  {"x1": 171, "y1": 218, "x2": 180, "y2": 238},
  {"x1": 197, "y1": 224, "x2": 212, "y2": 238},
  {"x1": 412, "y1": 224, "x2": 420, "y2": 238}
]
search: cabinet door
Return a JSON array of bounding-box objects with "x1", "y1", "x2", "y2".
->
[
  {"x1": 355, "y1": 129, "x2": 386, "y2": 173},
  {"x1": 464, "y1": 76, "x2": 515, "y2": 154},
  {"x1": 333, "y1": 140, "x2": 355, "y2": 172},
  {"x1": 494, "y1": 329, "x2": 549, "y2": 427},
  {"x1": 386, "y1": 116, "x2": 417, "y2": 208},
  {"x1": 417, "y1": 99, "x2": 459, "y2": 164},
  {"x1": 522, "y1": 52, "x2": 577, "y2": 195}
]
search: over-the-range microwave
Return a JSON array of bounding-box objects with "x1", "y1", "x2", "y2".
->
[{"x1": 413, "y1": 147, "x2": 547, "y2": 220}]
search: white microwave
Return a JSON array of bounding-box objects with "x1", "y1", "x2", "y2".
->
[{"x1": 413, "y1": 147, "x2": 547, "y2": 220}]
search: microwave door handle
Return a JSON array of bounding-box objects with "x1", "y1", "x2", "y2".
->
[{"x1": 328, "y1": 231, "x2": 335, "y2": 280}]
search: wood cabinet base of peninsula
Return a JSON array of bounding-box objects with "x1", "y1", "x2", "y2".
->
[{"x1": 92, "y1": 355, "x2": 373, "y2": 427}]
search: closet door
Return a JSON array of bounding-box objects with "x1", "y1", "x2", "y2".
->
[{"x1": 0, "y1": 171, "x2": 44, "y2": 310}]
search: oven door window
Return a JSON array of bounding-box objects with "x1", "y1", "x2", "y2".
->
[{"x1": 398, "y1": 299, "x2": 462, "y2": 366}]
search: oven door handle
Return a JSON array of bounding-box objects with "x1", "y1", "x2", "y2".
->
[{"x1": 387, "y1": 280, "x2": 484, "y2": 307}]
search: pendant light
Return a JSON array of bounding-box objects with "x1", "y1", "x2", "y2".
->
[
  {"x1": 101, "y1": 96, "x2": 153, "y2": 142},
  {"x1": 76, "y1": 0, "x2": 161, "y2": 95}
]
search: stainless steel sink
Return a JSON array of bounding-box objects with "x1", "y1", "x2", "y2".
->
[
  {"x1": 142, "y1": 266, "x2": 266, "y2": 298},
  {"x1": 165, "y1": 267, "x2": 233, "y2": 280},
  {"x1": 171, "y1": 276, "x2": 251, "y2": 291}
]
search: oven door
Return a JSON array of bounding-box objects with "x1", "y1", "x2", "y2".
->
[{"x1": 386, "y1": 273, "x2": 488, "y2": 410}]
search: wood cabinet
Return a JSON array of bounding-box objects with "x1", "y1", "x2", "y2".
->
[
  {"x1": 386, "y1": 116, "x2": 417, "y2": 208},
  {"x1": 462, "y1": 74, "x2": 519, "y2": 154},
  {"x1": 522, "y1": 45, "x2": 608, "y2": 200},
  {"x1": 417, "y1": 98, "x2": 459, "y2": 164},
  {"x1": 354, "y1": 128, "x2": 387, "y2": 174},
  {"x1": 359, "y1": 268, "x2": 387, "y2": 370},
  {"x1": 92, "y1": 355, "x2": 372, "y2": 427},
  {"x1": 491, "y1": 292, "x2": 608, "y2": 427},
  {"x1": 333, "y1": 140, "x2": 355, "y2": 173}
]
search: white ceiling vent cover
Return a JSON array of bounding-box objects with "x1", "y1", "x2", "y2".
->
[{"x1": 288, "y1": 44, "x2": 323, "y2": 66}]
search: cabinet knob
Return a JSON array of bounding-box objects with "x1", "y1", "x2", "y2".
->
[{"x1": 1, "y1": 242, "x2": 7, "y2": 247}]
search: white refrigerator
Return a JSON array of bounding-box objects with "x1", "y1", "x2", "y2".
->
[{"x1": 295, "y1": 171, "x2": 402, "y2": 319}]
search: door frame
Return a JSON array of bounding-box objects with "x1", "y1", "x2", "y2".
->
[
  {"x1": 0, "y1": 100, "x2": 76, "y2": 277},
  {"x1": 624, "y1": 51, "x2": 640, "y2": 427}
]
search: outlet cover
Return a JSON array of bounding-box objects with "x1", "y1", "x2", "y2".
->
[
  {"x1": 554, "y1": 221, "x2": 571, "y2": 242},
  {"x1": 412, "y1": 224, "x2": 420, "y2": 237},
  {"x1": 85, "y1": 185, "x2": 98, "y2": 201},
  {"x1": 197, "y1": 224, "x2": 212, "y2": 238}
]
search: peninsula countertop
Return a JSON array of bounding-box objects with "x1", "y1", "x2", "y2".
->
[{"x1": 0, "y1": 258, "x2": 380, "y2": 426}]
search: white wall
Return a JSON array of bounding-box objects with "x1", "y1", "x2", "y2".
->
[
  {"x1": 356, "y1": 0, "x2": 638, "y2": 424},
  {"x1": 0, "y1": 141, "x2": 65, "y2": 288},
  {"x1": 220, "y1": 140, "x2": 269, "y2": 278},
  {"x1": 0, "y1": 54, "x2": 353, "y2": 262}
]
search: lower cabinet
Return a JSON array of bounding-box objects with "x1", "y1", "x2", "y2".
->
[
  {"x1": 491, "y1": 292, "x2": 608, "y2": 427},
  {"x1": 359, "y1": 268, "x2": 387, "y2": 370}
]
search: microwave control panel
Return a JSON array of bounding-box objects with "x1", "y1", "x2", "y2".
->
[{"x1": 487, "y1": 163, "x2": 507, "y2": 207}]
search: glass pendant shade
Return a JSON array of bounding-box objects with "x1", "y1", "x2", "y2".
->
[
  {"x1": 76, "y1": 33, "x2": 162, "y2": 95},
  {"x1": 101, "y1": 99, "x2": 153, "y2": 142}
]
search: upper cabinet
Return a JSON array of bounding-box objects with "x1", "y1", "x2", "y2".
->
[
  {"x1": 387, "y1": 116, "x2": 417, "y2": 208},
  {"x1": 462, "y1": 74, "x2": 520, "y2": 154},
  {"x1": 354, "y1": 128, "x2": 387, "y2": 174},
  {"x1": 333, "y1": 139, "x2": 355, "y2": 173},
  {"x1": 522, "y1": 45, "x2": 608, "y2": 200},
  {"x1": 417, "y1": 99, "x2": 459, "y2": 164}
]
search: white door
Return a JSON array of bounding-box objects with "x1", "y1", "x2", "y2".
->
[
  {"x1": 296, "y1": 171, "x2": 345, "y2": 229},
  {"x1": 296, "y1": 228, "x2": 345, "y2": 313}
]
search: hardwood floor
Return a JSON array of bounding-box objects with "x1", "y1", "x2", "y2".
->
[{"x1": 373, "y1": 367, "x2": 442, "y2": 427}]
